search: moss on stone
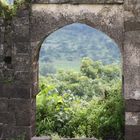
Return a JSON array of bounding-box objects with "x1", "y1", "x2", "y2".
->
[{"x1": 0, "y1": 0, "x2": 30, "y2": 19}]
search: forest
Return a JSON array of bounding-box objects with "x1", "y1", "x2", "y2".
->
[
  {"x1": 39, "y1": 23, "x2": 121, "y2": 75},
  {"x1": 37, "y1": 58, "x2": 124, "y2": 140},
  {"x1": 37, "y1": 24, "x2": 124, "y2": 140}
]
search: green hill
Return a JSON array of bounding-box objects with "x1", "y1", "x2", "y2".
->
[{"x1": 39, "y1": 23, "x2": 121, "y2": 76}]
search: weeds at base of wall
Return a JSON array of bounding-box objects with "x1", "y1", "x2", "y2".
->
[{"x1": 51, "y1": 134, "x2": 61, "y2": 140}]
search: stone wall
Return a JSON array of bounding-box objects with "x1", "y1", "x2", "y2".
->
[
  {"x1": 32, "y1": 0, "x2": 124, "y2": 4},
  {"x1": 0, "y1": 0, "x2": 140, "y2": 139},
  {"x1": 124, "y1": 0, "x2": 140, "y2": 140},
  {"x1": 0, "y1": 18, "x2": 5, "y2": 80},
  {"x1": 0, "y1": 4, "x2": 35, "y2": 140}
]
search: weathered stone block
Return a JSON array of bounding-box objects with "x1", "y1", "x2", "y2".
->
[
  {"x1": 2, "y1": 84, "x2": 31, "y2": 100},
  {"x1": 33, "y1": 0, "x2": 124, "y2": 4},
  {"x1": 15, "y1": 110, "x2": 31, "y2": 126},
  {"x1": 125, "y1": 21, "x2": 140, "y2": 31},
  {"x1": 0, "y1": 44, "x2": 4, "y2": 56},
  {"x1": 2, "y1": 125, "x2": 32, "y2": 140},
  {"x1": 8, "y1": 99, "x2": 33, "y2": 126},
  {"x1": 125, "y1": 125, "x2": 140, "y2": 140},
  {"x1": 14, "y1": 71, "x2": 31, "y2": 83},
  {"x1": 0, "y1": 123, "x2": 3, "y2": 138},
  {"x1": 8, "y1": 99, "x2": 15, "y2": 112},
  {"x1": 0, "y1": 70, "x2": 3, "y2": 80},
  {"x1": 124, "y1": 31, "x2": 140, "y2": 67},
  {"x1": 0, "y1": 28, "x2": 4, "y2": 44},
  {"x1": 13, "y1": 24, "x2": 30, "y2": 42},
  {"x1": 0, "y1": 56, "x2": 3, "y2": 63},
  {"x1": 124, "y1": 65, "x2": 140, "y2": 100},
  {"x1": 8, "y1": 98, "x2": 32, "y2": 112},
  {"x1": 16, "y1": 9, "x2": 30, "y2": 18},
  {"x1": 31, "y1": 136, "x2": 51, "y2": 140},
  {"x1": 13, "y1": 55, "x2": 31, "y2": 71},
  {"x1": 0, "y1": 84, "x2": 10, "y2": 98},
  {"x1": 2, "y1": 69, "x2": 14, "y2": 82},
  {"x1": 0, "y1": 112, "x2": 15, "y2": 125},
  {"x1": 125, "y1": 112, "x2": 140, "y2": 126},
  {"x1": 4, "y1": 32, "x2": 13, "y2": 47},
  {"x1": 124, "y1": 0, "x2": 140, "y2": 27},
  {"x1": 14, "y1": 99, "x2": 32, "y2": 126},
  {"x1": 14, "y1": 99, "x2": 32, "y2": 111},
  {"x1": 15, "y1": 87, "x2": 31, "y2": 99},
  {"x1": 124, "y1": 0, "x2": 140, "y2": 14},
  {"x1": 0, "y1": 99, "x2": 8, "y2": 113},
  {"x1": 7, "y1": 86, "x2": 32, "y2": 99},
  {"x1": 14, "y1": 42, "x2": 30, "y2": 54},
  {"x1": 13, "y1": 17, "x2": 29, "y2": 26},
  {"x1": 125, "y1": 100, "x2": 140, "y2": 112}
]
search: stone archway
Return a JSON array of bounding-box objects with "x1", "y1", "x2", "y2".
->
[
  {"x1": 31, "y1": 2, "x2": 124, "y2": 139},
  {"x1": 0, "y1": 0, "x2": 140, "y2": 139}
]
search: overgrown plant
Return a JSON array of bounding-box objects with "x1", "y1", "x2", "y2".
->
[
  {"x1": 36, "y1": 58, "x2": 124, "y2": 140},
  {"x1": 0, "y1": 0, "x2": 30, "y2": 19}
]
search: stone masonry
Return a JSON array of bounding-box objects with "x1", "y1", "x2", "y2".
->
[{"x1": 0, "y1": 0, "x2": 140, "y2": 139}]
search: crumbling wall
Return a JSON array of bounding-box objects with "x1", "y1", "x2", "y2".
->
[
  {"x1": 0, "y1": 0, "x2": 140, "y2": 139},
  {"x1": 0, "y1": 4, "x2": 35, "y2": 140},
  {"x1": 124, "y1": 0, "x2": 140, "y2": 140}
]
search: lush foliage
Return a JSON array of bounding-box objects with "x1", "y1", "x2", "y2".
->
[
  {"x1": 36, "y1": 58, "x2": 124, "y2": 140},
  {"x1": 0, "y1": 0, "x2": 29, "y2": 19}
]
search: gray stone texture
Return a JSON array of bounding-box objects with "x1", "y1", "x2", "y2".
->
[
  {"x1": 125, "y1": 100, "x2": 140, "y2": 112},
  {"x1": 32, "y1": 136, "x2": 51, "y2": 140},
  {"x1": 0, "y1": 0, "x2": 140, "y2": 139},
  {"x1": 31, "y1": 138, "x2": 97, "y2": 140},
  {"x1": 31, "y1": 4, "x2": 124, "y2": 59},
  {"x1": 124, "y1": 0, "x2": 140, "y2": 139},
  {"x1": 32, "y1": 0, "x2": 124, "y2": 4},
  {"x1": 125, "y1": 125, "x2": 140, "y2": 140}
]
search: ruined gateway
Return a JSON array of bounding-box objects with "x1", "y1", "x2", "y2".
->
[{"x1": 0, "y1": 0, "x2": 140, "y2": 139}]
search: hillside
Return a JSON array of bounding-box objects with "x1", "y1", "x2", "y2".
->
[{"x1": 39, "y1": 23, "x2": 121, "y2": 75}]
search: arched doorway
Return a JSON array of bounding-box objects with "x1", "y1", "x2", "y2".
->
[
  {"x1": 36, "y1": 23, "x2": 124, "y2": 140},
  {"x1": 30, "y1": 3, "x2": 128, "y2": 140},
  {"x1": 1, "y1": 0, "x2": 140, "y2": 139}
]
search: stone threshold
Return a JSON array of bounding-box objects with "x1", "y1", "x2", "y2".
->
[
  {"x1": 31, "y1": 136, "x2": 51, "y2": 140},
  {"x1": 31, "y1": 137, "x2": 97, "y2": 140},
  {"x1": 32, "y1": 0, "x2": 124, "y2": 4}
]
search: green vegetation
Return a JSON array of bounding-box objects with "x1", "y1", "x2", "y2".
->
[
  {"x1": 38, "y1": 24, "x2": 123, "y2": 139},
  {"x1": 37, "y1": 58, "x2": 124, "y2": 140},
  {"x1": 0, "y1": 0, "x2": 29, "y2": 19}
]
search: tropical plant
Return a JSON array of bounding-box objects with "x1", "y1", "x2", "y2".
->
[{"x1": 36, "y1": 58, "x2": 124, "y2": 140}]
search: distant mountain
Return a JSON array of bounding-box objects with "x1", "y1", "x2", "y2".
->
[{"x1": 39, "y1": 23, "x2": 121, "y2": 75}]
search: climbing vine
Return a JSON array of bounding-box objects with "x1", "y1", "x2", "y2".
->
[{"x1": 0, "y1": 0, "x2": 30, "y2": 19}]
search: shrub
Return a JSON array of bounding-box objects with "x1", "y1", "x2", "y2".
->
[{"x1": 36, "y1": 58, "x2": 124, "y2": 140}]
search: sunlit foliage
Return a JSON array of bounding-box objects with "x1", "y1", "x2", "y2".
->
[{"x1": 36, "y1": 58, "x2": 124, "y2": 140}]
